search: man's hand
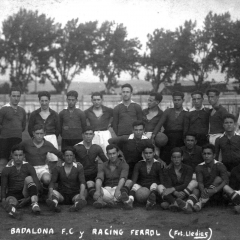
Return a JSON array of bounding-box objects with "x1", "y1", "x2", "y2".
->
[
  {"x1": 18, "y1": 197, "x2": 30, "y2": 208},
  {"x1": 158, "y1": 159, "x2": 167, "y2": 169},
  {"x1": 173, "y1": 191, "x2": 186, "y2": 199},
  {"x1": 201, "y1": 188, "x2": 209, "y2": 199},
  {"x1": 114, "y1": 188, "x2": 121, "y2": 200}
]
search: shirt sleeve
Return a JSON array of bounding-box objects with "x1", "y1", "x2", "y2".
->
[
  {"x1": 49, "y1": 167, "x2": 59, "y2": 188},
  {"x1": 195, "y1": 165, "x2": 204, "y2": 185},
  {"x1": 78, "y1": 165, "x2": 86, "y2": 185},
  {"x1": 54, "y1": 112, "x2": 60, "y2": 137},
  {"x1": 217, "y1": 163, "x2": 229, "y2": 184},
  {"x1": 183, "y1": 112, "x2": 190, "y2": 136},
  {"x1": 28, "y1": 112, "x2": 36, "y2": 138},
  {"x1": 80, "y1": 111, "x2": 87, "y2": 133},
  {"x1": 153, "y1": 109, "x2": 169, "y2": 135},
  {"x1": 96, "y1": 163, "x2": 105, "y2": 182},
  {"x1": 59, "y1": 111, "x2": 63, "y2": 137},
  {"x1": 22, "y1": 109, "x2": 27, "y2": 132},
  {"x1": 48, "y1": 144, "x2": 64, "y2": 160},
  {"x1": 135, "y1": 104, "x2": 143, "y2": 121},
  {"x1": 119, "y1": 162, "x2": 129, "y2": 180},
  {"x1": 112, "y1": 105, "x2": 119, "y2": 135},
  {"x1": 215, "y1": 137, "x2": 221, "y2": 160},
  {"x1": 97, "y1": 147, "x2": 108, "y2": 162},
  {"x1": 1, "y1": 167, "x2": 8, "y2": 199},
  {"x1": 131, "y1": 162, "x2": 140, "y2": 183}
]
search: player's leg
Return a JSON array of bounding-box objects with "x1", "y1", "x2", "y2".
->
[
  {"x1": 223, "y1": 185, "x2": 240, "y2": 213},
  {"x1": 93, "y1": 187, "x2": 115, "y2": 208},
  {"x1": 46, "y1": 190, "x2": 63, "y2": 212},
  {"x1": 146, "y1": 183, "x2": 158, "y2": 210},
  {"x1": 23, "y1": 176, "x2": 41, "y2": 214},
  {"x1": 119, "y1": 179, "x2": 133, "y2": 202},
  {"x1": 123, "y1": 183, "x2": 142, "y2": 210}
]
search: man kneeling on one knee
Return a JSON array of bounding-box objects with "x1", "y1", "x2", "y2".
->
[
  {"x1": 93, "y1": 144, "x2": 129, "y2": 208},
  {"x1": 157, "y1": 147, "x2": 198, "y2": 212},
  {"x1": 1, "y1": 144, "x2": 42, "y2": 219},
  {"x1": 119, "y1": 143, "x2": 166, "y2": 210},
  {"x1": 46, "y1": 147, "x2": 87, "y2": 212}
]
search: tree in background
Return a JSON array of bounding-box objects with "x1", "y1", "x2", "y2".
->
[
  {"x1": 38, "y1": 20, "x2": 98, "y2": 93},
  {"x1": 1, "y1": 8, "x2": 57, "y2": 92},
  {"x1": 90, "y1": 21, "x2": 141, "y2": 93}
]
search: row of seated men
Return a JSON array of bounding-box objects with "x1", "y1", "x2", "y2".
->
[
  {"x1": 0, "y1": 83, "x2": 233, "y2": 176},
  {"x1": 1, "y1": 117, "x2": 240, "y2": 220}
]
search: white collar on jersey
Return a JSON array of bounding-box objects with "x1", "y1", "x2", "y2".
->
[
  {"x1": 189, "y1": 105, "x2": 206, "y2": 112},
  {"x1": 128, "y1": 133, "x2": 148, "y2": 140}
]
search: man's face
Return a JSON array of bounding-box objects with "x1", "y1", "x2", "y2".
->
[
  {"x1": 92, "y1": 96, "x2": 103, "y2": 108},
  {"x1": 63, "y1": 150, "x2": 75, "y2": 164},
  {"x1": 67, "y1": 96, "x2": 77, "y2": 109},
  {"x1": 207, "y1": 92, "x2": 219, "y2": 107},
  {"x1": 171, "y1": 152, "x2": 183, "y2": 167},
  {"x1": 202, "y1": 148, "x2": 215, "y2": 164},
  {"x1": 192, "y1": 94, "x2": 203, "y2": 110},
  {"x1": 223, "y1": 118, "x2": 235, "y2": 132},
  {"x1": 33, "y1": 129, "x2": 45, "y2": 143},
  {"x1": 40, "y1": 96, "x2": 50, "y2": 110},
  {"x1": 122, "y1": 87, "x2": 132, "y2": 102},
  {"x1": 143, "y1": 148, "x2": 154, "y2": 162},
  {"x1": 107, "y1": 148, "x2": 118, "y2": 163},
  {"x1": 12, "y1": 150, "x2": 24, "y2": 165},
  {"x1": 133, "y1": 125, "x2": 144, "y2": 139},
  {"x1": 148, "y1": 96, "x2": 159, "y2": 109},
  {"x1": 184, "y1": 135, "x2": 197, "y2": 150},
  {"x1": 173, "y1": 96, "x2": 183, "y2": 109},
  {"x1": 10, "y1": 91, "x2": 21, "y2": 107},
  {"x1": 82, "y1": 130, "x2": 94, "y2": 143}
]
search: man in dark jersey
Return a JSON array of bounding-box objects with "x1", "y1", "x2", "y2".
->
[
  {"x1": 28, "y1": 91, "x2": 60, "y2": 163},
  {"x1": 152, "y1": 91, "x2": 188, "y2": 165},
  {"x1": 46, "y1": 147, "x2": 87, "y2": 212},
  {"x1": 85, "y1": 92, "x2": 113, "y2": 155},
  {"x1": 120, "y1": 143, "x2": 166, "y2": 210},
  {"x1": 59, "y1": 90, "x2": 87, "y2": 149},
  {"x1": 1, "y1": 145, "x2": 41, "y2": 219},
  {"x1": 0, "y1": 87, "x2": 26, "y2": 183},
  {"x1": 74, "y1": 127, "x2": 108, "y2": 198}
]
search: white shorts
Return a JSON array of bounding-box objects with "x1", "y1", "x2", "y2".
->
[
  {"x1": 102, "y1": 186, "x2": 117, "y2": 202},
  {"x1": 44, "y1": 134, "x2": 58, "y2": 162},
  {"x1": 34, "y1": 165, "x2": 50, "y2": 180},
  {"x1": 209, "y1": 133, "x2": 222, "y2": 145},
  {"x1": 92, "y1": 130, "x2": 112, "y2": 155}
]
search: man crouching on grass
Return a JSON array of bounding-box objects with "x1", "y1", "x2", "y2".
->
[
  {"x1": 46, "y1": 147, "x2": 87, "y2": 212},
  {"x1": 93, "y1": 144, "x2": 129, "y2": 208},
  {"x1": 120, "y1": 143, "x2": 166, "y2": 210},
  {"x1": 1, "y1": 145, "x2": 42, "y2": 219}
]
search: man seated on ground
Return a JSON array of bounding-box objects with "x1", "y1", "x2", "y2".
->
[
  {"x1": 109, "y1": 120, "x2": 165, "y2": 178},
  {"x1": 1, "y1": 145, "x2": 42, "y2": 219},
  {"x1": 92, "y1": 144, "x2": 129, "y2": 208},
  {"x1": 181, "y1": 132, "x2": 204, "y2": 172},
  {"x1": 46, "y1": 147, "x2": 87, "y2": 212},
  {"x1": 74, "y1": 127, "x2": 108, "y2": 198},
  {"x1": 19, "y1": 124, "x2": 64, "y2": 195},
  {"x1": 120, "y1": 143, "x2": 166, "y2": 210},
  {"x1": 192, "y1": 144, "x2": 229, "y2": 212},
  {"x1": 215, "y1": 114, "x2": 240, "y2": 172},
  {"x1": 157, "y1": 147, "x2": 197, "y2": 212}
]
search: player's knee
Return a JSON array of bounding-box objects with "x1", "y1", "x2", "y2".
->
[
  {"x1": 157, "y1": 184, "x2": 165, "y2": 194},
  {"x1": 188, "y1": 180, "x2": 198, "y2": 190},
  {"x1": 86, "y1": 181, "x2": 95, "y2": 188},
  {"x1": 24, "y1": 176, "x2": 33, "y2": 184},
  {"x1": 125, "y1": 179, "x2": 133, "y2": 188},
  {"x1": 192, "y1": 188, "x2": 200, "y2": 197}
]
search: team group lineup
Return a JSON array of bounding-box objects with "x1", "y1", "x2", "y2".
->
[{"x1": 1, "y1": 83, "x2": 240, "y2": 220}]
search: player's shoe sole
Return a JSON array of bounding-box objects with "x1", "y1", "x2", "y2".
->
[
  {"x1": 32, "y1": 203, "x2": 41, "y2": 215},
  {"x1": 169, "y1": 202, "x2": 180, "y2": 212},
  {"x1": 123, "y1": 198, "x2": 133, "y2": 210},
  {"x1": 46, "y1": 199, "x2": 61, "y2": 213},
  {"x1": 146, "y1": 193, "x2": 156, "y2": 210},
  {"x1": 176, "y1": 198, "x2": 193, "y2": 214},
  {"x1": 69, "y1": 199, "x2": 87, "y2": 212},
  {"x1": 119, "y1": 192, "x2": 129, "y2": 202}
]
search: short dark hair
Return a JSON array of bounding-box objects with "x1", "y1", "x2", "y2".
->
[
  {"x1": 132, "y1": 120, "x2": 145, "y2": 129},
  {"x1": 191, "y1": 90, "x2": 204, "y2": 98},
  {"x1": 184, "y1": 132, "x2": 197, "y2": 139},
  {"x1": 82, "y1": 126, "x2": 94, "y2": 134},
  {"x1": 33, "y1": 124, "x2": 45, "y2": 132},
  {"x1": 172, "y1": 91, "x2": 184, "y2": 99},
  {"x1": 9, "y1": 87, "x2": 22, "y2": 95},
  {"x1": 121, "y1": 83, "x2": 133, "y2": 92},
  {"x1": 67, "y1": 90, "x2": 78, "y2": 99},
  {"x1": 171, "y1": 147, "x2": 183, "y2": 157},
  {"x1": 91, "y1": 92, "x2": 103, "y2": 99},
  {"x1": 149, "y1": 93, "x2": 163, "y2": 103},
  {"x1": 106, "y1": 144, "x2": 119, "y2": 153},
  {"x1": 38, "y1": 91, "x2": 51, "y2": 100},
  {"x1": 62, "y1": 146, "x2": 76, "y2": 155},
  {"x1": 11, "y1": 144, "x2": 25, "y2": 154},
  {"x1": 223, "y1": 114, "x2": 236, "y2": 123},
  {"x1": 143, "y1": 143, "x2": 155, "y2": 152},
  {"x1": 202, "y1": 143, "x2": 215, "y2": 154},
  {"x1": 206, "y1": 88, "x2": 220, "y2": 96}
]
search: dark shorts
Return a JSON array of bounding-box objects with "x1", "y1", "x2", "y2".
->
[
  {"x1": 0, "y1": 137, "x2": 22, "y2": 159},
  {"x1": 61, "y1": 139, "x2": 83, "y2": 149},
  {"x1": 85, "y1": 172, "x2": 98, "y2": 182},
  {"x1": 59, "y1": 192, "x2": 80, "y2": 205},
  {"x1": 7, "y1": 191, "x2": 24, "y2": 201}
]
